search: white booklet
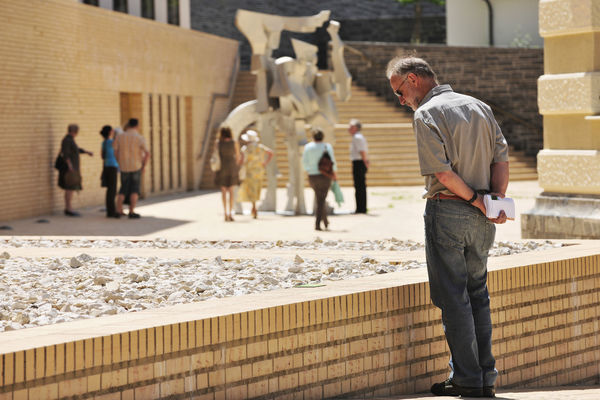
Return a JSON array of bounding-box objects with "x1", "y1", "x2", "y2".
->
[{"x1": 483, "y1": 194, "x2": 515, "y2": 220}]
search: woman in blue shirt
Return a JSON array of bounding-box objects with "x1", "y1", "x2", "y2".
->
[
  {"x1": 100, "y1": 125, "x2": 120, "y2": 218},
  {"x1": 302, "y1": 128, "x2": 337, "y2": 231}
]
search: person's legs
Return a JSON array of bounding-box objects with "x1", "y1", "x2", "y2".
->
[
  {"x1": 106, "y1": 167, "x2": 118, "y2": 217},
  {"x1": 227, "y1": 187, "x2": 235, "y2": 220},
  {"x1": 465, "y1": 222, "x2": 497, "y2": 388},
  {"x1": 315, "y1": 175, "x2": 331, "y2": 229},
  {"x1": 308, "y1": 176, "x2": 321, "y2": 229},
  {"x1": 220, "y1": 187, "x2": 228, "y2": 220},
  {"x1": 129, "y1": 193, "x2": 139, "y2": 214},
  {"x1": 352, "y1": 160, "x2": 367, "y2": 213},
  {"x1": 116, "y1": 194, "x2": 125, "y2": 214},
  {"x1": 117, "y1": 171, "x2": 128, "y2": 215},
  {"x1": 126, "y1": 170, "x2": 142, "y2": 218},
  {"x1": 424, "y1": 199, "x2": 486, "y2": 389},
  {"x1": 251, "y1": 201, "x2": 257, "y2": 218},
  {"x1": 64, "y1": 190, "x2": 73, "y2": 211}
]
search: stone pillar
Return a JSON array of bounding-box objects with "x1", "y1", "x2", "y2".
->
[{"x1": 521, "y1": 0, "x2": 600, "y2": 238}]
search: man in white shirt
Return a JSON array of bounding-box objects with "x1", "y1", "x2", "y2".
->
[{"x1": 349, "y1": 119, "x2": 369, "y2": 213}]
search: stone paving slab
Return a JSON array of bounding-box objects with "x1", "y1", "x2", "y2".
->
[
  {"x1": 368, "y1": 386, "x2": 600, "y2": 399},
  {"x1": 0, "y1": 181, "x2": 544, "y2": 242}
]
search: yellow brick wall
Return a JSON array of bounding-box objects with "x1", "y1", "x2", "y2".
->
[
  {"x1": 0, "y1": 254, "x2": 598, "y2": 399},
  {"x1": 0, "y1": 0, "x2": 238, "y2": 220}
]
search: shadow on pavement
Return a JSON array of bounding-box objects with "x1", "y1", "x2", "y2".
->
[{"x1": 2, "y1": 213, "x2": 191, "y2": 237}]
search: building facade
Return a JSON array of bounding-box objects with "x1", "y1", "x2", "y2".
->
[
  {"x1": 77, "y1": 0, "x2": 191, "y2": 28},
  {"x1": 0, "y1": 0, "x2": 238, "y2": 221},
  {"x1": 446, "y1": 0, "x2": 543, "y2": 47}
]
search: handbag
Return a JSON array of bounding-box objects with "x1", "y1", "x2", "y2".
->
[
  {"x1": 54, "y1": 153, "x2": 67, "y2": 171},
  {"x1": 64, "y1": 170, "x2": 81, "y2": 188},
  {"x1": 210, "y1": 147, "x2": 221, "y2": 172},
  {"x1": 318, "y1": 151, "x2": 334, "y2": 177}
]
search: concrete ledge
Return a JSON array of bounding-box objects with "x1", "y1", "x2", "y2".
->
[
  {"x1": 522, "y1": 194, "x2": 600, "y2": 239},
  {"x1": 0, "y1": 243, "x2": 599, "y2": 398}
]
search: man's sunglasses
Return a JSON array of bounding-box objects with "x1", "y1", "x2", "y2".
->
[{"x1": 394, "y1": 75, "x2": 409, "y2": 98}]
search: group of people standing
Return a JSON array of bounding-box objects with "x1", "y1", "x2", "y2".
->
[
  {"x1": 57, "y1": 118, "x2": 150, "y2": 219},
  {"x1": 213, "y1": 127, "x2": 273, "y2": 222},
  {"x1": 213, "y1": 119, "x2": 371, "y2": 231}
]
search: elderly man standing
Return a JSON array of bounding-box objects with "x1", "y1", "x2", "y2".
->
[
  {"x1": 348, "y1": 119, "x2": 369, "y2": 213},
  {"x1": 113, "y1": 118, "x2": 150, "y2": 219},
  {"x1": 386, "y1": 56, "x2": 509, "y2": 398}
]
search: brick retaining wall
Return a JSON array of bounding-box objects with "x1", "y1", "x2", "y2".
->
[
  {"x1": 344, "y1": 42, "x2": 544, "y2": 155},
  {"x1": 0, "y1": 246, "x2": 598, "y2": 398}
]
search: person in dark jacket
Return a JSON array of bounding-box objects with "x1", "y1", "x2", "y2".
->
[{"x1": 58, "y1": 124, "x2": 93, "y2": 217}]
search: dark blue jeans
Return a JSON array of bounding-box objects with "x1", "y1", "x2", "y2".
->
[{"x1": 424, "y1": 198, "x2": 497, "y2": 388}]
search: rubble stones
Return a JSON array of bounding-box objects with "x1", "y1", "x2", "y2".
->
[{"x1": 0, "y1": 239, "x2": 565, "y2": 332}]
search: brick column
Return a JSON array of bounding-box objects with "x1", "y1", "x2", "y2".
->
[{"x1": 521, "y1": 0, "x2": 600, "y2": 238}]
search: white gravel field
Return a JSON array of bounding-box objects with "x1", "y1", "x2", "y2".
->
[{"x1": 0, "y1": 238, "x2": 564, "y2": 331}]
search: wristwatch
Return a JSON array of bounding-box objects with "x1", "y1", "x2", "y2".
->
[{"x1": 467, "y1": 192, "x2": 478, "y2": 204}]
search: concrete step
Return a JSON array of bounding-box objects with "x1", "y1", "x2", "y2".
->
[{"x1": 212, "y1": 71, "x2": 538, "y2": 189}]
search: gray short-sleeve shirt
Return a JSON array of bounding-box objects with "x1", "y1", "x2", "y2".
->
[{"x1": 413, "y1": 85, "x2": 509, "y2": 198}]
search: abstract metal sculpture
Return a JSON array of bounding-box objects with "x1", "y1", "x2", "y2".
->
[{"x1": 222, "y1": 9, "x2": 351, "y2": 214}]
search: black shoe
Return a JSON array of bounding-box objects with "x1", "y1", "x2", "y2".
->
[
  {"x1": 128, "y1": 212, "x2": 141, "y2": 219},
  {"x1": 431, "y1": 379, "x2": 483, "y2": 397},
  {"x1": 64, "y1": 210, "x2": 80, "y2": 217},
  {"x1": 483, "y1": 386, "x2": 495, "y2": 398},
  {"x1": 107, "y1": 213, "x2": 121, "y2": 219}
]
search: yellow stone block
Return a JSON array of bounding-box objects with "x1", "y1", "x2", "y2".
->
[
  {"x1": 538, "y1": 72, "x2": 600, "y2": 114},
  {"x1": 59, "y1": 377, "x2": 87, "y2": 398},
  {"x1": 84, "y1": 339, "x2": 93, "y2": 369},
  {"x1": 544, "y1": 32, "x2": 600, "y2": 74},
  {"x1": 25, "y1": 349, "x2": 34, "y2": 382},
  {"x1": 28, "y1": 383, "x2": 59, "y2": 400},
  {"x1": 88, "y1": 374, "x2": 101, "y2": 392},
  {"x1": 45, "y1": 346, "x2": 55, "y2": 376},
  {"x1": 14, "y1": 351, "x2": 24, "y2": 383},
  {"x1": 127, "y1": 364, "x2": 154, "y2": 384},
  {"x1": 537, "y1": 149, "x2": 600, "y2": 194},
  {"x1": 161, "y1": 378, "x2": 185, "y2": 397},
  {"x1": 539, "y1": 0, "x2": 600, "y2": 37},
  {"x1": 75, "y1": 340, "x2": 84, "y2": 370}
]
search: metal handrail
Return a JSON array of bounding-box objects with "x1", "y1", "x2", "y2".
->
[{"x1": 343, "y1": 44, "x2": 373, "y2": 69}]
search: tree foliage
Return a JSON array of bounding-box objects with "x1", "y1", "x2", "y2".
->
[{"x1": 395, "y1": 0, "x2": 446, "y2": 44}]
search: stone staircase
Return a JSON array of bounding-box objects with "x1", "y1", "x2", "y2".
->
[{"x1": 203, "y1": 71, "x2": 537, "y2": 188}]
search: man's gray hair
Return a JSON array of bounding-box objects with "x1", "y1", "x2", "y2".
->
[
  {"x1": 349, "y1": 118, "x2": 361, "y2": 130},
  {"x1": 386, "y1": 56, "x2": 438, "y2": 82},
  {"x1": 67, "y1": 124, "x2": 79, "y2": 134}
]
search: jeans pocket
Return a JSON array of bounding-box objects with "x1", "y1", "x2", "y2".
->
[{"x1": 432, "y1": 212, "x2": 467, "y2": 250}]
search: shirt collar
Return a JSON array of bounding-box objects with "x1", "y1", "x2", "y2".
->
[{"x1": 419, "y1": 84, "x2": 453, "y2": 108}]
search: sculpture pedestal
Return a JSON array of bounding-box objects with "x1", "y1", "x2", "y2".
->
[{"x1": 521, "y1": 194, "x2": 600, "y2": 239}]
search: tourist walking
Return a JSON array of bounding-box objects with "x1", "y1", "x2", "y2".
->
[
  {"x1": 238, "y1": 130, "x2": 273, "y2": 219},
  {"x1": 100, "y1": 125, "x2": 119, "y2": 218},
  {"x1": 348, "y1": 119, "x2": 369, "y2": 213},
  {"x1": 302, "y1": 127, "x2": 337, "y2": 231},
  {"x1": 58, "y1": 124, "x2": 93, "y2": 217},
  {"x1": 214, "y1": 126, "x2": 241, "y2": 222},
  {"x1": 386, "y1": 56, "x2": 509, "y2": 398},
  {"x1": 113, "y1": 118, "x2": 150, "y2": 219}
]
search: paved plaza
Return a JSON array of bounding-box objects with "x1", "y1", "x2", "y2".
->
[{"x1": 2, "y1": 181, "x2": 545, "y2": 242}]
